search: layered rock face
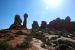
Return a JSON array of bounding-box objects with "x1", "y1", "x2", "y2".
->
[{"x1": 9, "y1": 15, "x2": 22, "y2": 30}]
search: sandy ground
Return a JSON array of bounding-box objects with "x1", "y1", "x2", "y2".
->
[{"x1": 30, "y1": 38, "x2": 47, "y2": 50}]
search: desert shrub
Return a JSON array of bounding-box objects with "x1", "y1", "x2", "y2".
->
[
  {"x1": 41, "y1": 35, "x2": 47, "y2": 43},
  {"x1": 0, "y1": 40, "x2": 13, "y2": 50},
  {"x1": 46, "y1": 39, "x2": 52, "y2": 46},
  {"x1": 47, "y1": 30, "x2": 51, "y2": 34},
  {"x1": 16, "y1": 41, "x2": 31, "y2": 49},
  {"x1": 44, "y1": 39, "x2": 75, "y2": 50},
  {"x1": 56, "y1": 44, "x2": 74, "y2": 50},
  {"x1": 56, "y1": 39, "x2": 75, "y2": 49},
  {"x1": 34, "y1": 32, "x2": 44, "y2": 40},
  {"x1": 32, "y1": 29, "x2": 43, "y2": 39},
  {"x1": 41, "y1": 43, "x2": 46, "y2": 48},
  {"x1": 50, "y1": 37, "x2": 58, "y2": 40},
  {"x1": 16, "y1": 33, "x2": 32, "y2": 49},
  {"x1": 32, "y1": 29, "x2": 38, "y2": 32},
  {"x1": 70, "y1": 34, "x2": 75, "y2": 37},
  {"x1": 16, "y1": 34, "x2": 32, "y2": 50},
  {"x1": 25, "y1": 34, "x2": 32, "y2": 43},
  {"x1": 31, "y1": 29, "x2": 38, "y2": 35},
  {"x1": 41, "y1": 29, "x2": 47, "y2": 33},
  {"x1": 16, "y1": 31, "x2": 27, "y2": 35}
]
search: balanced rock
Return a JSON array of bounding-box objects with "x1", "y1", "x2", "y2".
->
[{"x1": 22, "y1": 13, "x2": 28, "y2": 29}]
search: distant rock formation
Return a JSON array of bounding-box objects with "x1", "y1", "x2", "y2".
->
[
  {"x1": 9, "y1": 15, "x2": 22, "y2": 30},
  {"x1": 47, "y1": 16, "x2": 73, "y2": 31},
  {"x1": 64, "y1": 16, "x2": 72, "y2": 31},
  {"x1": 8, "y1": 13, "x2": 75, "y2": 32},
  {"x1": 71, "y1": 22, "x2": 75, "y2": 31},
  {"x1": 40, "y1": 21, "x2": 47, "y2": 30},
  {"x1": 48, "y1": 18, "x2": 65, "y2": 31},
  {"x1": 22, "y1": 13, "x2": 28, "y2": 29},
  {"x1": 31, "y1": 16, "x2": 75, "y2": 32},
  {"x1": 65, "y1": 16, "x2": 71, "y2": 23},
  {"x1": 32, "y1": 21, "x2": 39, "y2": 30}
]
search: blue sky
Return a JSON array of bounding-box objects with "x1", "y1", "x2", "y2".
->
[{"x1": 0, "y1": 0, "x2": 75, "y2": 29}]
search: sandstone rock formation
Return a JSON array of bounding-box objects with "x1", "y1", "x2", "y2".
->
[
  {"x1": 47, "y1": 16, "x2": 73, "y2": 31},
  {"x1": 22, "y1": 13, "x2": 28, "y2": 29},
  {"x1": 9, "y1": 15, "x2": 22, "y2": 30},
  {"x1": 64, "y1": 16, "x2": 72, "y2": 31},
  {"x1": 71, "y1": 22, "x2": 75, "y2": 31},
  {"x1": 48, "y1": 18, "x2": 65, "y2": 31},
  {"x1": 65, "y1": 16, "x2": 71, "y2": 23},
  {"x1": 9, "y1": 13, "x2": 28, "y2": 30},
  {"x1": 40, "y1": 21, "x2": 47, "y2": 30},
  {"x1": 32, "y1": 21, "x2": 39, "y2": 30}
]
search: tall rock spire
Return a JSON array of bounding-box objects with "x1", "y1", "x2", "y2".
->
[{"x1": 23, "y1": 13, "x2": 28, "y2": 29}]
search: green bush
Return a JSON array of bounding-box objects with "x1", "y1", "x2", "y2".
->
[
  {"x1": 56, "y1": 44, "x2": 74, "y2": 50},
  {"x1": 16, "y1": 31, "x2": 27, "y2": 35},
  {"x1": 25, "y1": 35, "x2": 32, "y2": 43},
  {"x1": 0, "y1": 40, "x2": 13, "y2": 50},
  {"x1": 16, "y1": 33, "x2": 33, "y2": 49},
  {"x1": 34, "y1": 32, "x2": 44, "y2": 40},
  {"x1": 17, "y1": 41, "x2": 31, "y2": 49}
]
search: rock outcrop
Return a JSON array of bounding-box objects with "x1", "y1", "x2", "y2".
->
[
  {"x1": 40, "y1": 21, "x2": 47, "y2": 30},
  {"x1": 32, "y1": 21, "x2": 39, "y2": 30},
  {"x1": 22, "y1": 13, "x2": 28, "y2": 29},
  {"x1": 47, "y1": 16, "x2": 73, "y2": 31},
  {"x1": 9, "y1": 15, "x2": 22, "y2": 30},
  {"x1": 9, "y1": 13, "x2": 28, "y2": 30}
]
